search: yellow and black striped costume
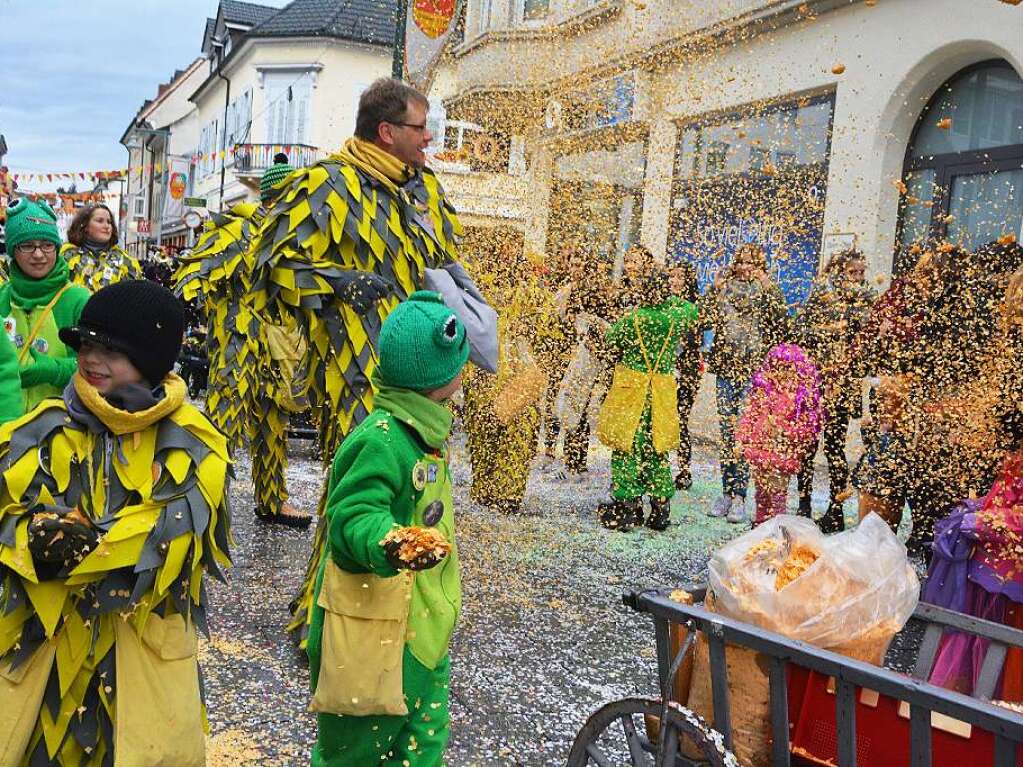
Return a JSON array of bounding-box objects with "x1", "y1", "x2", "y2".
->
[{"x1": 62, "y1": 244, "x2": 144, "y2": 292}]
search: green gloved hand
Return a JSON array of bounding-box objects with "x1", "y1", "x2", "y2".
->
[{"x1": 20, "y1": 348, "x2": 62, "y2": 388}]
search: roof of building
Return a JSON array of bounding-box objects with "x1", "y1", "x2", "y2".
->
[
  {"x1": 247, "y1": 0, "x2": 398, "y2": 47},
  {"x1": 221, "y1": 0, "x2": 280, "y2": 27}
]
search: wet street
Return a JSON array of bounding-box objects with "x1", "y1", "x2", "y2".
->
[{"x1": 201, "y1": 430, "x2": 848, "y2": 766}]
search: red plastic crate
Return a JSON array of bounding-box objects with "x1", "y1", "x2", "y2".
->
[{"x1": 788, "y1": 667, "x2": 1023, "y2": 766}]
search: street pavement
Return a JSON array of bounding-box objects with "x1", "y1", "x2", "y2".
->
[{"x1": 200, "y1": 429, "x2": 866, "y2": 765}]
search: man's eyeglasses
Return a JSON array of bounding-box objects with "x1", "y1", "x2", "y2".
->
[
  {"x1": 15, "y1": 242, "x2": 57, "y2": 256},
  {"x1": 388, "y1": 121, "x2": 429, "y2": 132}
]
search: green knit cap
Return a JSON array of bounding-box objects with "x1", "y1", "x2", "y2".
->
[
  {"x1": 378, "y1": 291, "x2": 469, "y2": 390},
  {"x1": 259, "y1": 155, "x2": 294, "y2": 201},
  {"x1": 4, "y1": 197, "x2": 61, "y2": 253}
]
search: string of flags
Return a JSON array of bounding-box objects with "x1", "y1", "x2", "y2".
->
[{"x1": 4, "y1": 144, "x2": 303, "y2": 185}]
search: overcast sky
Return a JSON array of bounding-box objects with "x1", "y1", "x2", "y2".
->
[{"x1": 0, "y1": 0, "x2": 287, "y2": 190}]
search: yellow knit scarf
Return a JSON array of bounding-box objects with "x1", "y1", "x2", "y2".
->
[
  {"x1": 73, "y1": 373, "x2": 187, "y2": 436},
  {"x1": 336, "y1": 137, "x2": 412, "y2": 194}
]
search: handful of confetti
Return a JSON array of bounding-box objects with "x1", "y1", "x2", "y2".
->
[{"x1": 380, "y1": 526, "x2": 451, "y2": 570}]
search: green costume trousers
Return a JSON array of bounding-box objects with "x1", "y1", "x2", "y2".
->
[
  {"x1": 311, "y1": 648, "x2": 451, "y2": 767},
  {"x1": 611, "y1": 405, "x2": 674, "y2": 500}
]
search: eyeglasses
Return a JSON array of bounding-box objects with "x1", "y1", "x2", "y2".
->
[
  {"x1": 15, "y1": 242, "x2": 57, "y2": 256},
  {"x1": 388, "y1": 121, "x2": 429, "y2": 132}
]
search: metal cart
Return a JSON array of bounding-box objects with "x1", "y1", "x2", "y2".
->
[{"x1": 567, "y1": 586, "x2": 1023, "y2": 766}]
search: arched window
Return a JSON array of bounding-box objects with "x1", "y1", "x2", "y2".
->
[{"x1": 896, "y1": 60, "x2": 1023, "y2": 271}]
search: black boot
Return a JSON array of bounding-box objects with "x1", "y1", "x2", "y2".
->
[
  {"x1": 598, "y1": 498, "x2": 640, "y2": 531},
  {"x1": 817, "y1": 500, "x2": 846, "y2": 534},
  {"x1": 674, "y1": 467, "x2": 693, "y2": 491},
  {"x1": 797, "y1": 495, "x2": 812, "y2": 518},
  {"x1": 646, "y1": 497, "x2": 672, "y2": 531}
]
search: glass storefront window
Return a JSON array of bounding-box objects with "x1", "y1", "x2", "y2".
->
[
  {"x1": 669, "y1": 95, "x2": 835, "y2": 309},
  {"x1": 897, "y1": 60, "x2": 1023, "y2": 261},
  {"x1": 677, "y1": 99, "x2": 832, "y2": 181}
]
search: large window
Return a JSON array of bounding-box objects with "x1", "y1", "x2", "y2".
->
[
  {"x1": 669, "y1": 93, "x2": 835, "y2": 308},
  {"x1": 896, "y1": 60, "x2": 1023, "y2": 270}
]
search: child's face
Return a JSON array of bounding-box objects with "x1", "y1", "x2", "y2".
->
[
  {"x1": 78, "y1": 340, "x2": 145, "y2": 393},
  {"x1": 426, "y1": 371, "x2": 463, "y2": 403}
]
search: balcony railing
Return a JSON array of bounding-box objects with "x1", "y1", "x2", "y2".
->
[{"x1": 233, "y1": 144, "x2": 324, "y2": 174}]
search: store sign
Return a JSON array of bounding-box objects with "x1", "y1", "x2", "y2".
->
[
  {"x1": 670, "y1": 165, "x2": 828, "y2": 310},
  {"x1": 136, "y1": 218, "x2": 151, "y2": 235},
  {"x1": 184, "y1": 197, "x2": 206, "y2": 208}
]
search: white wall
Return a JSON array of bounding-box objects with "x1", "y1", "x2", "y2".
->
[{"x1": 645, "y1": 0, "x2": 1023, "y2": 280}]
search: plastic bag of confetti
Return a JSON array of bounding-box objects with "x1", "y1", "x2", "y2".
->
[{"x1": 708, "y1": 513, "x2": 919, "y2": 663}]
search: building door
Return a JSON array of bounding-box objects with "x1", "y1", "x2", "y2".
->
[
  {"x1": 896, "y1": 60, "x2": 1023, "y2": 272},
  {"x1": 668, "y1": 94, "x2": 835, "y2": 309}
]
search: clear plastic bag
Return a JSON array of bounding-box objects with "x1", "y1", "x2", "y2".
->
[{"x1": 708, "y1": 513, "x2": 920, "y2": 663}]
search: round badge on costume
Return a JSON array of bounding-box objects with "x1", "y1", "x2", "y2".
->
[
  {"x1": 422, "y1": 500, "x2": 444, "y2": 527},
  {"x1": 33, "y1": 338, "x2": 48, "y2": 354},
  {"x1": 13, "y1": 334, "x2": 23, "y2": 348},
  {"x1": 412, "y1": 461, "x2": 428, "y2": 492},
  {"x1": 3, "y1": 316, "x2": 16, "y2": 340}
]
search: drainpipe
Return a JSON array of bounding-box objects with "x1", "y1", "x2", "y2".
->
[{"x1": 216, "y1": 41, "x2": 232, "y2": 212}]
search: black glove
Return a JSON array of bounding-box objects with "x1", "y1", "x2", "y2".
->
[
  {"x1": 335, "y1": 272, "x2": 393, "y2": 315},
  {"x1": 27, "y1": 506, "x2": 100, "y2": 567},
  {"x1": 382, "y1": 530, "x2": 448, "y2": 572}
]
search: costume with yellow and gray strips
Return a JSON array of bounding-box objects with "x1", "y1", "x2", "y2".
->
[
  {"x1": 62, "y1": 243, "x2": 144, "y2": 292},
  {"x1": 174, "y1": 204, "x2": 298, "y2": 521},
  {"x1": 246, "y1": 156, "x2": 462, "y2": 643},
  {"x1": 174, "y1": 203, "x2": 263, "y2": 454}
]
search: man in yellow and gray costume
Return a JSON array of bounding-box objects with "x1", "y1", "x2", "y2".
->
[
  {"x1": 244, "y1": 78, "x2": 466, "y2": 642},
  {"x1": 175, "y1": 154, "x2": 317, "y2": 528}
]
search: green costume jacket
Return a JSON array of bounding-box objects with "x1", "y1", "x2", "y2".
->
[
  {"x1": 307, "y1": 382, "x2": 460, "y2": 712},
  {"x1": 0, "y1": 258, "x2": 90, "y2": 412}
]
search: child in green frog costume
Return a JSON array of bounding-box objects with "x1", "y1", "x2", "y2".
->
[
  {"x1": 307, "y1": 290, "x2": 469, "y2": 767},
  {"x1": 0, "y1": 198, "x2": 90, "y2": 413}
]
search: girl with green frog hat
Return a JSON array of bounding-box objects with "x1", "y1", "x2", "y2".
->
[
  {"x1": 0, "y1": 197, "x2": 90, "y2": 412},
  {"x1": 307, "y1": 290, "x2": 469, "y2": 767}
]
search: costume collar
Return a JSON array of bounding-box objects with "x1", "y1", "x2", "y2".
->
[{"x1": 71, "y1": 372, "x2": 186, "y2": 435}]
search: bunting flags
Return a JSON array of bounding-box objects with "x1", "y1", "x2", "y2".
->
[{"x1": 6, "y1": 144, "x2": 301, "y2": 185}]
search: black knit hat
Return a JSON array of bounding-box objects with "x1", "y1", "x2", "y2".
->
[{"x1": 59, "y1": 280, "x2": 185, "y2": 386}]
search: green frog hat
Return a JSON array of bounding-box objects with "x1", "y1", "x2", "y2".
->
[{"x1": 377, "y1": 291, "x2": 469, "y2": 390}]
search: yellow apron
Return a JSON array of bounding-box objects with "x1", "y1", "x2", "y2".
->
[{"x1": 598, "y1": 314, "x2": 680, "y2": 454}]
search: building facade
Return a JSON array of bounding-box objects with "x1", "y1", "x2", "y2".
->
[
  {"x1": 187, "y1": 0, "x2": 396, "y2": 212},
  {"x1": 443, "y1": 0, "x2": 1023, "y2": 299}
]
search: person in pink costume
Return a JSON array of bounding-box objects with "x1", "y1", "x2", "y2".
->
[{"x1": 736, "y1": 344, "x2": 823, "y2": 526}]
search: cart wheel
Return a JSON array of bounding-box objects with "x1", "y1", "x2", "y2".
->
[{"x1": 566, "y1": 697, "x2": 738, "y2": 767}]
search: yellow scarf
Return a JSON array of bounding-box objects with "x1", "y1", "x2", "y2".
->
[
  {"x1": 336, "y1": 137, "x2": 412, "y2": 194},
  {"x1": 73, "y1": 373, "x2": 187, "y2": 435}
]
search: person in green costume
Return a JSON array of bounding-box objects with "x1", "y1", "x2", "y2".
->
[
  {"x1": 598, "y1": 253, "x2": 697, "y2": 532},
  {"x1": 0, "y1": 197, "x2": 90, "y2": 412},
  {"x1": 307, "y1": 290, "x2": 469, "y2": 767}
]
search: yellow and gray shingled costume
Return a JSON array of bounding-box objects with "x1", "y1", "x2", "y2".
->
[
  {"x1": 173, "y1": 203, "x2": 299, "y2": 521},
  {"x1": 0, "y1": 397, "x2": 232, "y2": 765},
  {"x1": 245, "y1": 145, "x2": 463, "y2": 642},
  {"x1": 62, "y1": 244, "x2": 144, "y2": 292}
]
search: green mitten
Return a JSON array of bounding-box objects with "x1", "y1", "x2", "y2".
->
[{"x1": 20, "y1": 348, "x2": 62, "y2": 388}]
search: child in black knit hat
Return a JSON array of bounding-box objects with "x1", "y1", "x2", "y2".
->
[{"x1": 0, "y1": 280, "x2": 232, "y2": 766}]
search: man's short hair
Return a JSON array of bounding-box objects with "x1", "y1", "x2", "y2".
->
[{"x1": 355, "y1": 78, "x2": 430, "y2": 142}]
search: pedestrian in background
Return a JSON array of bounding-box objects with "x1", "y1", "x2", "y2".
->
[
  {"x1": 795, "y1": 247, "x2": 876, "y2": 531},
  {"x1": 737, "y1": 343, "x2": 823, "y2": 526},
  {"x1": 597, "y1": 252, "x2": 697, "y2": 532},
  {"x1": 697, "y1": 243, "x2": 790, "y2": 523},
  {"x1": 62, "y1": 202, "x2": 143, "y2": 291},
  {"x1": 670, "y1": 258, "x2": 701, "y2": 490},
  {"x1": 0, "y1": 197, "x2": 90, "y2": 413}
]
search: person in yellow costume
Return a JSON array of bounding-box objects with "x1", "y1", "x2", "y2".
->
[
  {"x1": 0, "y1": 280, "x2": 231, "y2": 766},
  {"x1": 175, "y1": 155, "x2": 316, "y2": 528},
  {"x1": 463, "y1": 248, "x2": 562, "y2": 513},
  {"x1": 61, "y1": 204, "x2": 143, "y2": 291},
  {"x1": 245, "y1": 77, "x2": 464, "y2": 643}
]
